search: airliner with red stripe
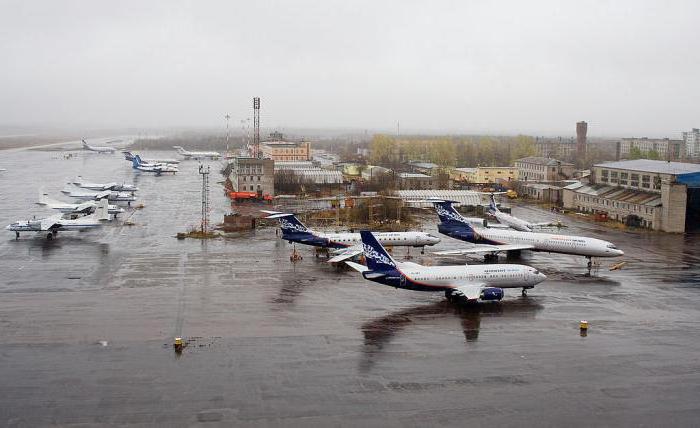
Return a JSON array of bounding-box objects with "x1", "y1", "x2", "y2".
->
[{"x1": 346, "y1": 231, "x2": 546, "y2": 301}]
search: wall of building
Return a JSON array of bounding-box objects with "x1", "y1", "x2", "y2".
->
[
  {"x1": 562, "y1": 188, "x2": 661, "y2": 229},
  {"x1": 661, "y1": 183, "x2": 687, "y2": 233},
  {"x1": 261, "y1": 141, "x2": 311, "y2": 161},
  {"x1": 232, "y1": 158, "x2": 275, "y2": 196}
]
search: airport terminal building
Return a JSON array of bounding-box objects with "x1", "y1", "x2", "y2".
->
[{"x1": 562, "y1": 159, "x2": 700, "y2": 232}]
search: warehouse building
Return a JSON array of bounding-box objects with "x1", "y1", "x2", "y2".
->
[
  {"x1": 562, "y1": 159, "x2": 700, "y2": 232},
  {"x1": 451, "y1": 166, "x2": 517, "y2": 184}
]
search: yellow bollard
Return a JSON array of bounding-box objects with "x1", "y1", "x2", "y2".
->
[{"x1": 174, "y1": 337, "x2": 184, "y2": 353}]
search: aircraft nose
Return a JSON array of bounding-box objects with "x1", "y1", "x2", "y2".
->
[{"x1": 538, "y1": 272, "x2": 547, "y2": 282}]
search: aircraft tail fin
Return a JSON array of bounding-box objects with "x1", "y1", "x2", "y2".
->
[
  {"x1": 132, "y1": 155, "x2": 141, "y2": 168},
  {"x1": 96, "y1": 198, "x2": 110, "y2": 221},
  {"x1": 82, "y1": 140, "x2": 89, "y2": 149},
  {"x1": 359, "y1": 231, "x2": 398, "y2": 273},
  {"x1": 488, "y1": 194, "x2": 499, "y2": 214},
  {"x1": 432, "y1": 200, "x2": 473, "y2": 229},
  {"x1": 266, "y1": 213, "x2": 310, "y2": 234},
  {"x1": 173, "y1": 146, "x2": 186, "y2": 155}
]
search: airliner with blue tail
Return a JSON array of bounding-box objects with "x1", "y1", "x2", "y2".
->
[
  {"x1": 264, "y1": 211, "x2": 440, "y2": 261},
  {"x1": 346, "y1": 231, "x2": 546, "y2": 301},
  {"x1": 431, "y1": 200, "x2": 623, "y2": 264}
]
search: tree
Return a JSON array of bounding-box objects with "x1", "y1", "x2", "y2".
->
[{"x1": 369, "y1": 134, "x2": 397, "y2": 166}]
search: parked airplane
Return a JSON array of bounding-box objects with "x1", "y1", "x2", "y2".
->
[
  {"x1": 61, "y1": 186, "x2": 136, "y2": 203},
  {"x1": 487, "y1": 194, "x2": 559, "y2": 232},
  {"x1": 131, "y1": 155, "x2": 178, "y2": 174},
  {"x1": 7, "y1": 199, "x2": 111, "y2": 240},
  {"x1": 38, "y1": 192, "x2": 125, "y2": 216},
  {"x1": 263, "y1": 211, "x2": 441, "y2": 261},
  {"x1": 72, "y1": 176, "x2": 138, "y2": 192},
  {"x1": 431, "y1": 200, "x2": 623, "y2": 271},
  {"x1": 81, "y1": 139, "x2": 117, "y2": 153},
  {"x1": 346, "y1": 231, "x2": 546, "y2": 301},
  {"x1": 123, "y1": 151, "x2": 180, "y2": 164},
  {"x1": 173, "y1": 146, "x2": 221, "y2": 160}
]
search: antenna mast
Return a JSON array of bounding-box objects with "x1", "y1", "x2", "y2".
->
[
  {"x1": 199, "y1": 164, "x2": 210, "y2": 234},
  {"x1": 253, "y1": 97, "x2": 261, "y2": 158}
]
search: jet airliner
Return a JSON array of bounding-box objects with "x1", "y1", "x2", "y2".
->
[
  {"x1": 346, "y1": 231, "x2": 546, "y2": 301},
  {"x1": 173, "y1": 146, "x2": 221, "y2": 160},
  {"x1": 431, "y1": 200, "x2": 623, "y2": 270},
  {"x1": 81, "y1": 139, "x2": 117, "y2": 153},
  {"x1": 487, "y1": 194, "x2": 559, "y2": 232},
  {"x1": 264, "y1": 211, "x2": 440, "y2": 261}
]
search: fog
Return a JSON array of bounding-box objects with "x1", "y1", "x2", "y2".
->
[{"x1": 1, "y1": 0, "x2": 698, "y2": 137}]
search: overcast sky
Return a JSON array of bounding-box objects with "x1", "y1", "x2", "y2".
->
[{"x1": 1, "y1": 0, "x2": 698, "y2": 137}]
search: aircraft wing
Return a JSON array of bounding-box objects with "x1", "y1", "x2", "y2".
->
[
  {"x1": 94, "y1": 190, "x2": 111, "y2": 199},
  {"x1": 345, "y1": 261, "x2": 369, "y2": 273},
  {"x1": 40, "y1": 214, "x2": 65, "y2": 231},
  {"x1": 451, "y1": 282, "x2": 487, "y2": 300},
  {"x1": 328, "y1": 247, "x2": 363, "y2": 263},
  {"x1": 434, "y1": 243, "x2": 534, "y2": 256}
]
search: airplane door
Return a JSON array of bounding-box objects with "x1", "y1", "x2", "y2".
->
[{"x1": 400, "y1": 274, "x2": 407, "y2": 288}]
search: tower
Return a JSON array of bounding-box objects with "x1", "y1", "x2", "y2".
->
[
  {"x1": 199, "y1": 164, "x2": 210, "y2": 234},
  {"x1": 576, "y1": 121, "x2": 588, "y2": 163},
  {"x1": 253, "y1": 97, "x2": 261, "y2": 158}
]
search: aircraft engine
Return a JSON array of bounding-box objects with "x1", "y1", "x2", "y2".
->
[{"x1": 480, "y1": 287, "x2": 504, "y2": 301}]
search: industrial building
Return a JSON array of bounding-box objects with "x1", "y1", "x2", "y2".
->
[
  {"x1": 229, "y1": 157, "x2": 275, "y2": 197},
  {"x1": 535, "y1": 137, "x2": 576, "y2": 160},
  {"x1": 397, "y1": 172, "x2": 437, "y2": 190},
  {"x1": 616, "y1": 137, "x2": 684, "y2": 161},
  {"x1": 397, "y1": 189, "x2": 484, "y2": 208},
  {"x1": 515, "y1": 157, "x2": 575, "y2": 182},
  {"x1": 274, "y1": 161, "x2": 343, "y2": 185},
  {"x1": 562, "y1": 159, "x2": 700, "y2": 232},
  {"x1": 451, "y1": 166, "x2": 517, "y2": 184}
]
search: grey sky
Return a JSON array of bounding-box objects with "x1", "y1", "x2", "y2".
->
[{"x1": 1, "y1": 0, "x2": 698, "y2": 137}]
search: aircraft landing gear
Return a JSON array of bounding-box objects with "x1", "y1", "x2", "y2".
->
[
  {"x1": 586, "y1": 256, "x2": 593, "y2": 276},
  {"x1": 484, "y1": 253, "x2": 499, "y2": 263},
  {"x1": 46, "y1": 232, "x2": 53, "y2": 240},
  {"x1": 15, "y1": 231, "x2": 19, "y2": 240},
  {"x1": 445, "y1": 289, "x2": 454, "y2": 302},
  {"x1": 522, "y1": 286, "x2": 533, "y2": 296},
  {"x1": 421, "y1": 246, "x2": 425, "y2": 255}
]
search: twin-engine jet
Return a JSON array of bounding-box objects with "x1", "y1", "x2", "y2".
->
[
  {"x1": 72, "y1": 176, "x2": 138, "y2": 193},
  {"x1": 81, "y1": 139, "x2": 118, "y2": 153},
  {"x1": 38, "y1": 192, "x2": 124, "y2": 216},
  {"x1": 430, "y1": 200, "x2": 623, "y2": 270},
  {"x1": 173, "y1": 146, "x2": 221, "y2": 160},
  {"x1": 346, "y1": 231, "x2": 546, "y2": 301}
]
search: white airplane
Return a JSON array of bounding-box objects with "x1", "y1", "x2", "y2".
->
[
  {"x1": 122, "y1": 151, "x2": 180, "y2": 164},
  {"x1": 72, "y1": 176, "x2": 138, "y2": 193},
  {"x1": 173, "y1": 146, "x2": 221, "y2": 160},
  {"x1": 61, "y1": 186, "x2": 136, "y2": 203},
  {"x1": 130, "y1": 155, "x2": 178, "y2": 174},
  {"x1": 263, "y1": 211, "x2": 441, "y2": 261},
  {"x1": 7, "y1": 199, "x2": 111, "y2": 240},
  {"x1": 38, "y1": 192, "x2": 125, "y2": 216},
  {"x1": 346, "y1": 231, "x2": 547, "y2": 301},
  {"x1": 487, "y1": 194, "x2": 559, "y2": 232},
  {"x1": 431, "y1": 200, "x2": 623, "y2": 272},
  {"x1": 81, "y1": 139, "x2": 117, "y2": 153}
]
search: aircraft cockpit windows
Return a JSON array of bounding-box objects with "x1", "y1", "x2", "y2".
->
[{"x1": 606, "y1": 244, "x2": 617, "y2": 249}]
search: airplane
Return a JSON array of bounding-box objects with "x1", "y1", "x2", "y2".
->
[
  {"x1": 487, "y1": 194, "x2": 559, "y2": 232},
  {"x1": 81, "y1": 139, "x2": 117, "y2": 153},
  {"x1": 345, "y1": 230, "x2": 547, "y2": 302},
  {"x1": 130, "y1": 155, "x2": 178, "y2": 175},
  {"x1": 7, "y1": 199, "x2": 111, "y2": 240},
  {"x1": 61, "y1": 185, "x2": 137, "y2": 203},
  {"x1": 37, "y1": 191, "x2": 125, "y2": 216},
  {"x1": 430, "y1": 200, "x2": 623, "y2": 271},
  {"x1": 173, "y1": 146, "x2": 221, "y2": 160},
  {"x1": 72, "y1": 176, "x2": 138, "y2": 192},
  {"x1": 122, "y1": 151, "x2": 180, "y2": 164},
  {"x1": 263, "y1": 211, "x2": 441, "y2": 261}
]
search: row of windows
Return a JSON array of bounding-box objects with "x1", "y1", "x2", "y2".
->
[
  {"x1": 242, "y1": 176, "x2": 261, "y2": 181},
  {"x1": 240, "y1": 185, "x2": 261, "y2": 191},
  {"x1": 573, "y1": 194, "x2": 655, "y2": 214}
]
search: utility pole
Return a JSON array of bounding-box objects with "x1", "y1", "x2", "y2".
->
[
  {"x1": 199, "y1": 164, "x2": 210, "y2": 234},
  {"x1": 253, "y1": 97, "x2": 261, "y2": 158},
  {"x1": 225, "y1": 114, "x2": 231, "y2": 152}
]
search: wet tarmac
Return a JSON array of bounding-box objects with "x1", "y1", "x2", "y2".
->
[{"x1": 1, "y1": 150, "x2": 700, "y2": 426}]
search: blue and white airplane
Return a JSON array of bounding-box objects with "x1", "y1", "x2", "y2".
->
[
  {"x1": 487, "y1": 194, "x2": 559, "y2": 232},
  {"x1": 130, "y1": 155, "x2": 178, "y2": 174},
  {"x1": 123, "y1": 151, "x2": 180, "y2": 165},
  {"x1": 346, "y1": 231, "x2": 546, "y2": 301},
  {"x1": 431, "y1": 200, "x2": 623, "y2": 267},
  {"x1": 264, "y1": 211, "x2": 441, "y2": 261}
]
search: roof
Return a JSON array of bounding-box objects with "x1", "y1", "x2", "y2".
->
[
  {"x1": 409, "y1": 161, "x2": 440, "y2": 169},
  {"x1": 594, "y1": 159, "x2": 700, "y2": 175},
  {"x1": 396, "y1": 189, "x2": 484, "y2": 208},
  {"x1": 515, "y1": 156, "x2": 574, "y2": 166},
  {"x1": 454, "y1": 167, "x2": 477, "y2": 173},
  {"x1": 399, "y1": 173, "x2": 431, "y2": 179},
  {"x1": 566, "y1": 183, "x2": 662, "y2": 207}
]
